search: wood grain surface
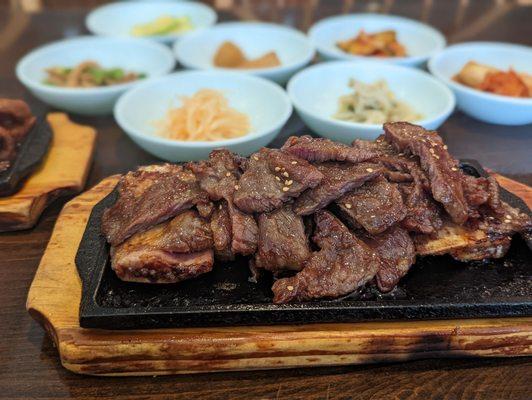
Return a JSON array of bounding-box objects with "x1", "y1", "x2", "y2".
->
[
  {"x1": 2, "y1": 0, "x2": 532, "y2": 398},
  {"x1": 26, "y1": 175, "x2": 532, "y2": 377},
  {"x1": 0, "y1": 113, "x2": 96, "y2": 231}
]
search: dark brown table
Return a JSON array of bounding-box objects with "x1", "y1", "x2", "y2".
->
[{"x1": 1, "y1": 1, "x2": 531, "y2": 399}]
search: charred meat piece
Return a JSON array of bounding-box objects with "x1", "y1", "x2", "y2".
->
[
  {"x1": 113, "y1": 210, "x2": 213, "y2": 255},
  {"x1": 102, "y1": 164, "x2": 209, "y2": 246},
  {"x1": 336, "y1": 176, "x2": 406, "y2": 235},
  {"x1": 228, "y1": 201, "x2": 258, "y2": 256},
  {"x1": 416, "y1": 202, "x2": 531, "y2": 261},
  {"x1": 0, "y1": 98, "x2": 36, "y2": 140},
  {"x1": 210, "y1": 201, "x2": 234, "y2": 260},
  {"x1": 384, "y1": 122, "x2": 469, "y2": 224},
  {"x1": 111, "y1": 249, "x2": 214, "y2": 284},
  {"x1": 188, "y1": 149, "x2": 241, "y2": 201},
  {"x1": 0, "y1": 99, "x2": 36, "y2": 172},
  {"x1": 364, "y1": 226, "x2": 416, "y2": 292},
  {"x1": 462, "y1": 174, "x2": 503, "y2": 216},
  {"x1": 111, "y1": 210, "x2": 214, "y2": 284},
  {"x1": 272, "y1": 211, "x2": 383, "y2": 303},
  {"x1": 282, "y1": 135, "x2": 377, "y2": 163},
  {"x1": 294, "y1": 162, "x2": 381, "y2": 215},
  {"x1": 255, "y1": 204, "x2": 310, "y2": 273},
  {"x1": 0, "y1": 128, "x2": 16, "y2": 170},
  {"x1": 234, "y1": 148, "x2": 323, "y2": 213},
  {"x1": 189, "y1": 150, "x2": 258, "y2": 255},
  {"x1": 399, "y1": 180, "x2": 443, "y2": 234}
]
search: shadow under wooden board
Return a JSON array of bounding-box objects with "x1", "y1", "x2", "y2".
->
[
  {"x1": 0, "y1": 113, "x2": 96, "y2": 232},
  {"x1": 26, "y1": 173, "x2": 532, "y2": 376}
]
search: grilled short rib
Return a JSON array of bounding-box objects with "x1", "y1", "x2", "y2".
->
[
  {"x1": 293, "y1": 162, "x2": 382, "y2": 215},
  {"x1": 272, "y1": 211, "x2": 383, "y2": 303},
  {"x1": 189, "y1": 150, "x2": 258, "y2": 256},
  {"x1": 0, "y1": 98, "x2": 36, "y2": 172},
  {"x1": 282, "y1": 135, "x2": 377, "y2": 163},
  {"x1": 102, "y1": 164, "x2": 209, "y2": 246},
  {"x1": 111, "y1": 210, "x2": 214, "y2": 283},
  {"x1": 233, "y1": 148, "x2": 323, "y2": 213},
  {"x1": 255, "y1": 204, "x2": 310, "y2": 273},
  {"x1": 101, "y1": 122, "x2": 531, "y2": 300},
  {"x1": 336, "y1": 175, "x2": 407, "y2": 235}
]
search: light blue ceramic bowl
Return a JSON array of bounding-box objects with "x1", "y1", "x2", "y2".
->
[
  {"x1": 308, "y1": 13, "x2": 446, "y2": 68},
  {"x1": 86, "y1": 1, "x2": 217, "y2": 44},
  {"x1": 287, "y1": 61, "x2": 455, "y2": 142},
  {"x1": 16, "y1": 36, "x2": 176, "y2": 115},
  {"x1": 114, "y1": 70, "x2": 293, "y2": 161},
  {"x1": 428, "y1": 42, "x2": 532, "y2": 125},
  {"x1": 174, "y1": 22, "x2": 315, "y2": 85}
]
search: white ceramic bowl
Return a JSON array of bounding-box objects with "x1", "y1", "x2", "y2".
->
[
  {"x1": 114, "y1": 71, "x2": 293, "y2": 161},
  {"x1": 174, "y1": 22, "x2": 315, "y2": 84},
  {"x1": 308, "y1": 13, "x2": 446, "y2": 68},
  {"x1": 287, "y1": 61, "x2": 455, "y2": 142},
  {"x1": 16, "y1": 36, "x2": 175, "y2": 115},
  {"x1": 86, "y1": 1, "x2": 217, "y2": 44},
  {"x1": 428, "y1": 42, "x2": 532, "y2": 125}
]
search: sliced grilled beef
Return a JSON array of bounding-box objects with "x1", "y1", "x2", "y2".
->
[
  {"x1": 416, "y1": 202, "x2": 531, "y2": 261},
  {"x1": 189, "y1": 150, "x2": 258, "y2": 255},
  {"x1": 233, "y1": 148, "x2": 323, "y2": 213},
  {"x1": 384, "y1": 122, "x2": 468, "y2": 224},
  {"x1": 364, "y1": 226, "x2": 416, "y2": 292},
  {"x1": 102, "y1": 164, "x2": 209, "y2": 246},
  {"x1": 255, "y1": 204, "x2": 310, "y2": 272},
  {"x1": 272, "y1": 211, "x2": 383, "y2": 303},
  {"x1": 210, "y1": 201, "x2": 233, "y2": 260},
  {"x1": 111, "y1": 249, "x2": 214, "y2": 284},
  {"x1": 399, "y1": 180, "x2": 443, "y2": 234},
  {"x1": 111, "y1": 210, "x2": 214, "y2": 284},
  {"x1": 293, "y1": 162, "x2": 381, "y2": 215},
  {"x1": 188, "y1": 149, "x2": 241, "y2": 201},
  {"x1": 228, "y1": 201, "x2": 258, "y2": 256},
  {"x1": 0, "y1": 99, "x2": 36, "y2": 172},
  {"x1": 0, "y1": 98, "x2": 36, "y2": 140},
  {"x1": 336, "y1": 176, "x2": 406, "y2": 235},
  {"x1": 282, "y1": 135, "x2": 377, "y2": 163}
]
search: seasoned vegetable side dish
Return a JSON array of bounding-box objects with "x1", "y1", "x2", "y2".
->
[
  {"x1": 0, "y1": 98, "x2": 36, "y2": 172},
  {"x1": 454, "y1": 61, "x2": 532, "y2": 98},
  {"x1": 100, "y1": 122, "x2": 531, "y2": 303},
  {"x1": 131, "y1": 15, "x2": 193, "y2": 37},
  {"x1": 213, "y1": 41, "x2": 281, "y2": 69},
  {"x1": 337, "y1": 30, "x2": 407, "y2": 57},
  {"x1": 157, "y1": 89, "x2": 251, "y2": 142},
  {"x1": 334, "y1": 79, "x2": 422, "y2": 124},
  {"x1": 44, "y1": 61, "x2": 146, "y2": 87}
]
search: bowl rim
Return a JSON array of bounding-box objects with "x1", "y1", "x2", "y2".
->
[
  {"x1": 428, "y1": 41, "x2": 532, "y2": 105},
  {"x1": 308, "y1": 13, "x2": 446, "y2": 64},
  {"x1": 85, "y1": 0, "x2": 218, "y2": 41},
  {"x1": 15, "y1": 35, "x2": 176, "y2": 96},
  {"x1": 287, "y1": 60, "x2": 456, "y2": 131},
  {"x1": 173, "y1": 21, "x2": 316, "y2": 75},
  {"x1": 114, "y1": 70, "x2": 294, "y2": 149}
]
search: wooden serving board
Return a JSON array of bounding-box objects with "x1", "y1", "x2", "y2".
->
[
  {"x1": 0, "y1": 113, "x2": 96, "y2": 232},
  {"x1": 26, "y1": 175, "x2": 532, "y2": 376}
]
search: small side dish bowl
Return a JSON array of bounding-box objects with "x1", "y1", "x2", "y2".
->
[
  {"x1": 308, "y1": 13, "x2": 445, "y2": 68},
  {"x1": 16, "y1": 36, "x2": 175, "y2": 115},
  {"x1": 114, "y1": 71, "x2": 293, "y2": 161},
  {"x1": 428, "y1": 42, "x2": 532, "y2": 125},
  {"x1": 86, "y1": 1, "x2": 217, "y2": 44},
  {"x1": 174, "y1": 22, "x2": 315, "y2": 85},
  {"x1": 287, "y1": 61, "x2": 455, "y2": 142}
]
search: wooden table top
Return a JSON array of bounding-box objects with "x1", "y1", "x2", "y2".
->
[{"x1": 0, "y1": 0, "x2": 531, "y2": 399}]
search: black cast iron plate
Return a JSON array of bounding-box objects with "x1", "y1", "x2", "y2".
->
[
  {"x1": 0, "y1": 114, "x2": 52, "y2": 196},
  {"x1": 76, "y1": 160, "x2": 532, "y2": 330}
]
